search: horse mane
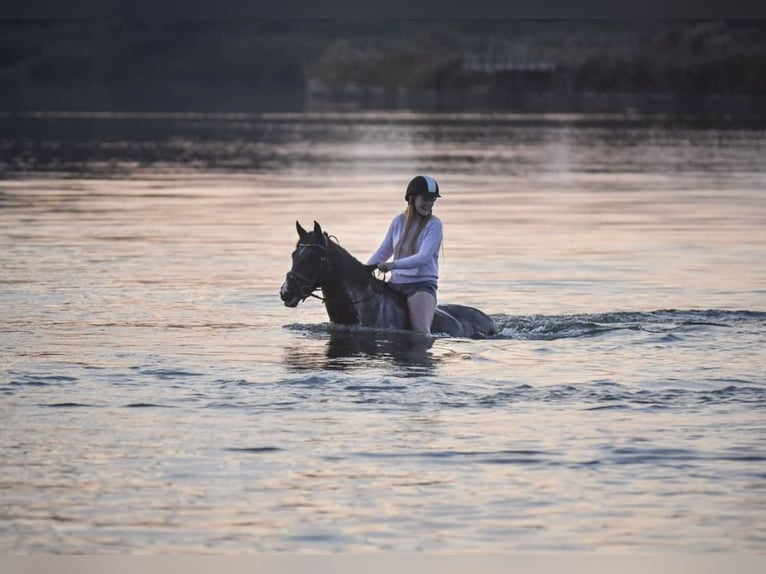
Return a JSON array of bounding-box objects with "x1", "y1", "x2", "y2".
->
[
  {"x1": 325, "y1": 235, "x2": 387, "y2": 291},
  {"x1": 313, "y1": 232, "x2": 402, "y2": 301}
]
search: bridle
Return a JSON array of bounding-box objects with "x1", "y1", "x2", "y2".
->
[
  {"x1": 286, "y1": 241, "x2": 328, "y2": 303},
  {"x1": 286, "y1": 235, "x2": 378, "y2": 306}
]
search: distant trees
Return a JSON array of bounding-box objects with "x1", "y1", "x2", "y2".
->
[{"x1": 1, "y1": 20, "x2": 764, "y2": 111}]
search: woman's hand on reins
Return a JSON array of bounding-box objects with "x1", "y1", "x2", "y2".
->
[{"x1": 377, "y1": 261, "x2": 395, "y2": 273}]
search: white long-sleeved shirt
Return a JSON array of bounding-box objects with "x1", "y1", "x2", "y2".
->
[{"x1": 366, "y1": 214, "x2": 442, "y2": 284}]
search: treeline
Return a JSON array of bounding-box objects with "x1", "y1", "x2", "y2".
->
[
  {"x1": 308, "y1": 20, "x2": 766, "y2": 95},
  {"x1": 1, "y1": 20, "x2": 765, "y2": 112}
]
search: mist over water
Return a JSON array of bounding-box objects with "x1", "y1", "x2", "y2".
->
[{"x1": 1, "y1": 112, "x2": 765, "y2": 552}]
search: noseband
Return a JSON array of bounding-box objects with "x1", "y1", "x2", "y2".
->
[{"x1": 286, "y1": 235, "x2": 377, "y2": 307}]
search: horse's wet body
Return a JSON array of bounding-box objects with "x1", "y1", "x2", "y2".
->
[{"x1": 281, "y1": 221, "x2": 497, "y2": 338}]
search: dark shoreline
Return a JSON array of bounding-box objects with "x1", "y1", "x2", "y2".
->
[{"x1": 4, "y1": 82, "x2": 765, "y2": 118}]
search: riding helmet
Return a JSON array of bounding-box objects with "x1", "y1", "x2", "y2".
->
[{"x1": 405, "y1": 175, "x2": 441, "y2": 202}]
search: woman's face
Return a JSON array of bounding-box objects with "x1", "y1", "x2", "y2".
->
[{"x1": 413, "y1": 194, "x2": 437, "y2": 217}]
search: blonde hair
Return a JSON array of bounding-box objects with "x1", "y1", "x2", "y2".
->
[{"x1": 394, "y1": 203, "x2": 430, "y2": 258}]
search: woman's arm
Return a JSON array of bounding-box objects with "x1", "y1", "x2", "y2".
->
[
  {"x1": 366, "y1": 216, "x2": 399, "y2": 265},
  {"x1": 389, "y1": 218, "x2": 442, "y2": 269}
]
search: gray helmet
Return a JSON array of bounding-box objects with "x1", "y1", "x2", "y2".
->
[{"x1": 405, "y1": 175, "x2": 441, "y2": 202}]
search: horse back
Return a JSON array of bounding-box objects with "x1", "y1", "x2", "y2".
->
[{"x1": 434, "y1": 304, "x2": 497, "y2": 338}]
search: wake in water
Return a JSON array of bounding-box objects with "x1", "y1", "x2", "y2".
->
[{"x1": 491, "y1": 309, "x2": 766, "y2": 340}]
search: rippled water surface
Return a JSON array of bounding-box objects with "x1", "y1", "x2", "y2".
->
[{"x1": 1, "y1": 112, "x2": 765, "y2": 553}]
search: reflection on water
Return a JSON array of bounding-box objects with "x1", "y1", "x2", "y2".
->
[{"x1": 283, "y1": 326, "x2": 438, "y2": 375}]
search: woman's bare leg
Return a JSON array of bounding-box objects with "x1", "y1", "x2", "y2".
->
[{"x1": 407, "y1": 291, "x2": 437, "y2": 335}]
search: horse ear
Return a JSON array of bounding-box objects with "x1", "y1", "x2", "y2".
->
[
  {"x1": 296, "y1": 221, "x2": 308, "y2": 240},
  {"x1": 313, "y1": 221, "x2": 329, "y2": 248}
]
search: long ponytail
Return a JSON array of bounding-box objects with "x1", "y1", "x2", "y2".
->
[{"x1": 394, "y1": 203, "x2": 429, "y2": 258}]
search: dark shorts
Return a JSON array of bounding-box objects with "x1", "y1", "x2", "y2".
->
[{"x1": 389, "y1": 280, "x2": 438, "y2": 300}]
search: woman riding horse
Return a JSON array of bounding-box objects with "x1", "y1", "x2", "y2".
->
[{"x1": 367, "y1": 175, "x2": 442, "y2": 335}]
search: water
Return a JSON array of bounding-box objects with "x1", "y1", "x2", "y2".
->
[{"x1": 1, "y1": 112, "x2": 765, "y2": 553}]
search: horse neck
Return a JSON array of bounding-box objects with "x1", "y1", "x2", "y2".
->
[{"x1": 321, "y1": 242, "x2": 376, "y2": 324}]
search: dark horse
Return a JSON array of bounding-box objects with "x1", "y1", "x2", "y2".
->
[{"x1": 280, "y1": 221, "x2": 497, "y2": 338}]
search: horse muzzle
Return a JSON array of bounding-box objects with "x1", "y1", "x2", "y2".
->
[{"x1": 280, "y1": 277, "x2": 302, "y2": 307}]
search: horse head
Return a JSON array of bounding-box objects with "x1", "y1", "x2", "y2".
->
[{"x1": 280, "y1": 220, "x2": 329, "y2": 307}]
